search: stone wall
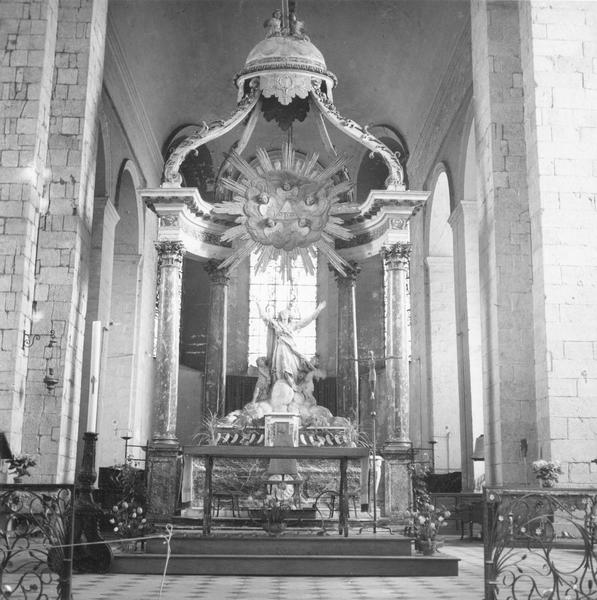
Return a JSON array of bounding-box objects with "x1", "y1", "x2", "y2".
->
[
  {"x1": 0, "y1": 0, "x2": 59, "y2": 460},
  {"x1": 520, "y1": 1, "x2": 597, "y2": 485}
]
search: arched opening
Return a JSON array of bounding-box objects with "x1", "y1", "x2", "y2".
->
[
  {"x1": 97, "y1": 164, "x2": 143, "y2": 467},
  {"x1": 425, "y1": 167, "x2": 460, "y2": 475}
]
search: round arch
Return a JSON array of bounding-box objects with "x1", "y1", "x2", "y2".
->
[{"x1": 115, "y1": 159, "x2": 145, "y2": 255}]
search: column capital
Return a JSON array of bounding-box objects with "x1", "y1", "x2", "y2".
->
[
  {"x1": 382, "y1": 242, "x2": 411, "y2": 270},
  {"x1": 204, "y1": 259, "x2": 230, "y2": 285},
  {"x1": 329, "y1": 261, "x2": 360, "y2": 283},
  {"x1": 155, "y1": 240, "x2": 184, "y2": 266}
]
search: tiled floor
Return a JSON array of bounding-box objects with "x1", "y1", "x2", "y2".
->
[{"x1": 72, "y1": 539, "x2": 485, "y2": 600}]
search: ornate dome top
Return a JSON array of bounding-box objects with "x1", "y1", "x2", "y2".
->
[
  {"x1": 235, "y1": 9, "x2": 336, "y2": 104},
  {"x1": 239, "y1": 36, "x2": 331, "y2": 79}
]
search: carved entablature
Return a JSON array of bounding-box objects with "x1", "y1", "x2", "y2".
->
[
  {"x1": 142, "y1": 187, "x2": 233, "y2": 262},
  {"x1": 382, "y1": 242, "x2": 412, "y2": 271},
  {"x1": 336, "y1": 189, "x2": 428, "y2": 261}
]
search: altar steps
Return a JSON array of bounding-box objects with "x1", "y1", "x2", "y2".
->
[{"x1": 111, "y1": 534, "x2": 460, "y2": 577}]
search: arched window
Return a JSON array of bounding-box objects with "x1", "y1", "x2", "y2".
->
[{"x1": 248, "y1": 253, "x2": 318, "y2": 367}]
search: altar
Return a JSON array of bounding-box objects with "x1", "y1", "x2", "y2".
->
[{"x1": 185, "y1": 445, "x2": 369, "y2": 537}]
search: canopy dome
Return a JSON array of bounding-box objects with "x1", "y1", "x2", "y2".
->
[{"x1": 235, "y1": 34, "x2": 336, "y2": 104}]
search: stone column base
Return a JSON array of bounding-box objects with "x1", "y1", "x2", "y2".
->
[
  {"x1": 146, "y1": 442, "x2": 181, "y2": 521},
  {"x1": 382, "y1": 440, "x2": 412, "y2": 517}
]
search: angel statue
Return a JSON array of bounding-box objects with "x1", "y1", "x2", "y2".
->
[
  {"x1": 257, "y1": 300, "x2": 326, "y2": 391},
  {"x1": 264, "y1": 9, "x2": 283, "y2": 37}
]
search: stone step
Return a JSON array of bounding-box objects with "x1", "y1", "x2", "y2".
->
[
  {"x1": 145, "y1": 534, "x2": 414, "y2": 556},
  {"x1": 112, "y1": 553, "x2": 460, "y2": 577}
]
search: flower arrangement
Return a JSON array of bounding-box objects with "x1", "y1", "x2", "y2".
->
[
  {"x1": 532, "y1": 459, "x2": 562, "y2": 487},
  {"x1": 7, "y1": 453, "x2": 37, "y2": 479},
  {"x1": 109, "y1": 501, "x2": 150, "y2": 539},
  {"x1": 107, "y1": 458, "x2": 152, "y2": 540},
  {"x1": 404, "y1": 503, "x2": 451, "y2": 548}
]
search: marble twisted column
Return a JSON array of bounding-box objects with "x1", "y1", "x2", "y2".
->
[
  {"x1": 332, "y1": 262, "x2": 360, "y2": 422},
  {"x1": 147, "y1": 241, "x2": 183, "y2": 520},
  {"x1": 382, "y1": 242, "x2": 411, "y2": 444},
  {"x1": 203, "y1": 260, "x2": 229, "y2": 417}
]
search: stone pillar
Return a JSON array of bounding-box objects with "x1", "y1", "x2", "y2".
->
[
  {"x1": 519, "y1": 1, "x2": 597, "y2": 485},
  {"x1": 153, "y1": 241, "x2": 184, "y2": 444},
  {"x1": 472, "y1": 0, "x2": 536, "y2": 486},
  {"x1": 203, "y1": 260, "x2": 229, "y2": 418},
  {"x1": 381, "y1": 243, "x2": 412, "y2": 516},
  {"x1": 21, "y1": 0, "x2": 109, "y2": 482},
  {"x1": 449, "y1": 200, "x2": 483, "y2": 491},
  {"x1": 382, "y1": 243, "x2": 411, "y2": 443},
  {"x1": 0, "y1": 0, "x2": 58, "y2": 463},
  {"x1": 147, "y1": 241, "x2": 183, "y2": 519},
  {"x1": 333, "y1": 263, "x2": 360, "y2": 421}
]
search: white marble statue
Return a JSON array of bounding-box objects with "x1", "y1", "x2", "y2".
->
[{"x1": 257, "y1": 300, "x2": 326, "y2": 391}]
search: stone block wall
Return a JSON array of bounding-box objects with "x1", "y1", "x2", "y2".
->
[
  {"x1": 0, "y1": 0, "x2": 108, "y2": 482},
  {"x1": 471, "y1": 0, "x2": 537, "y2": 486},
  {"x1": 520, "y1": 1, "x2": 597, "y2": 484},
  {"x1": 0, "y1": 0, "x2": 58, "y2": 458}
]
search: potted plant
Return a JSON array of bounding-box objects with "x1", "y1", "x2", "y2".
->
[
  {"x1": 405, "y1": 503, "x2": 451, "y2": 555},
  {"x1": 532, "y1": 459, "x2": 562, "y2": 488},
  {"x1": 7, "y1": 453, "x2": 36, "y2": 482}
]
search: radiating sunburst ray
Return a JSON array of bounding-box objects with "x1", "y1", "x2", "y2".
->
[{"x1": 214, "y1": 141, "x2": 353, "y2": 278}]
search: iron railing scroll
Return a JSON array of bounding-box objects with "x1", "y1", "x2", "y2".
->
[
  {"x1": 0, "y1": 484, "x2": 75, "y2": 600},
  {"x1": 484, "y1": 487, "x2": 597, "y2": 600}
]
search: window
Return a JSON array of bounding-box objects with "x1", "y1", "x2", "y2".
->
[{"x1": 248, "y1": 253, "x2": 318, "y2": 368}]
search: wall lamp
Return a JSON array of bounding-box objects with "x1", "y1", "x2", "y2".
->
[
  {"x1": 22, "y1": 328, "x2": 60, "y2": 392},
  {"x1": 22, "y1": 328, "x2": 57, "y2": 350}
]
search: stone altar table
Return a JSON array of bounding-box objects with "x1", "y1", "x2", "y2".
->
[{"x1": 185, "y1": 445, "x2": 369, "y2": 537}]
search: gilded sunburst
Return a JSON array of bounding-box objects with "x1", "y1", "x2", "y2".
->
[{"x1": 213, "y1": 141, "x2": 353, "y2": 278}]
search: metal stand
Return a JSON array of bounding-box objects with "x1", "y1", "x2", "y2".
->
[
  {"x1": 72, "y1": 432, "x2": 113, "y2": 573},
  {"x1": 358, "y1": 352, "x2": 393, "y2": 535}
]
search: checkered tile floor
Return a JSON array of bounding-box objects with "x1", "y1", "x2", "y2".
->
[{"x1": 72, "y1": 540, "x2": 485, "y2": 600}]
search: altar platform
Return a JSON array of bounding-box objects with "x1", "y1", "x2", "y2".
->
[{"x1": 111, "y1": 526, "x2": 459, "y2": 577}]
